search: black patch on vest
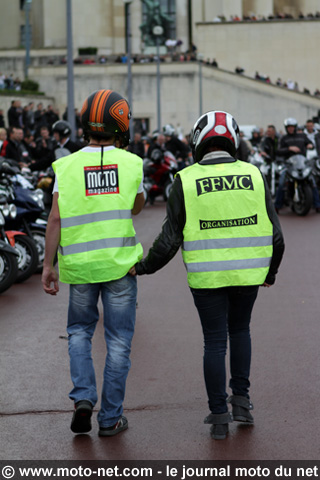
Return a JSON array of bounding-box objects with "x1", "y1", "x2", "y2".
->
[
  {"x1": 196, "y1": 175, "x2": 254, "y2": 196},
  {"x1": 200, "y1": 214, "x2": 258, "y2": 230},
  {"x1": 84, "y1": 165, "x2": 119, "y2": 196}
]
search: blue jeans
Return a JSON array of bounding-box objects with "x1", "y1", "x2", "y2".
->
[
  {"x1": 274, "y1": 169, "x2": 287, "y2": 209},
  {"x1": 191, "y1": 286, "x2": 259, "y2": 415},
  {"x1": 67, "y1": 274, "x2": 137, "y2": 427}
]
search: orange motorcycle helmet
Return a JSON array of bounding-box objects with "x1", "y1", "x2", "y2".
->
[{"x1": 80, "y1": 89, "x2": 131, "y2": 147}]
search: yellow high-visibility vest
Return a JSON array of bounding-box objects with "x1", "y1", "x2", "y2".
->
[
  {"x1": 53, "y1": 148, "x2": 143, "y2": 284},
  {"x1": 179, "y1": 160, "x2": 273, "y2": 288}
]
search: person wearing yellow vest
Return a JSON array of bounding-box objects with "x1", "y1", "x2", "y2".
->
[
  {"x1": 42, "y1": 90, "x2": 145, "y2": 437},
  {"x1": 130, "y1": 111, "x2": 284, "y2": 440}
]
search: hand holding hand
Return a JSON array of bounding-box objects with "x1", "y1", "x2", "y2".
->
[{"x1": 129, "y1": 266, "x2": 137, "y2": 276}]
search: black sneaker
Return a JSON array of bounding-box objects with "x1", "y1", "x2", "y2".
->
[
  {"x1": 98, "y1": 416, "x2": 128, "y2": 437},
  {"x1": 70, "y1": 400, "x2": 93, "y2": 434}
]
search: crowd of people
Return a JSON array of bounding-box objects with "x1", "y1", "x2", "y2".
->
[
  {"x1": 237, "y1": 118, "x2": 320, "y2": 213},
  {"x1": 232, "y1": 67, "x2": 320, "y2": 98},
  {"x1": 1, "y1": 96, "x2": 320, "y2": 175},
  {"x1": 238, "y1": 118, "x2": 320, "y2": 161},
  {"x1": 0, "y1": 100, "x2": 86, "y2": 174},
  {"x1": 214, "y1": 10, "x2": 320, "y2": 22},
  {"x1": 0, "y1": 72, "x2": 22, "y2": 91},
  {"x1": 0, "y1": 100, "x2": 193, "y2": 182}
]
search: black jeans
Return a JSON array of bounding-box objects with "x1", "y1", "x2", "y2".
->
[{"x1": 191, "y1": 286, "x2": 259, "y2": 415}]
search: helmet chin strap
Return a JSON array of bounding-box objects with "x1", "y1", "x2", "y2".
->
[{"x1": 100, "y1": 145, "x2": 105, "y2": 187}]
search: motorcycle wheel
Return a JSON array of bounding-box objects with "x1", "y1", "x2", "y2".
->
[
  {"x1": 291, "y1": 184, "x2": 313, "y2": 216},
  {"x1": 0, "y1": 251, "x2": 18, "y2": 294},
  {"x1": 14, "y1": 235, "x2": 39, "y2": 283},
  {"x1": 31, "y1": 229, "x2": 58, "y2": 273},
  {"x1": 163, "y1": 180, "x2": 173, "y2": 201},
  {"x1": 31, "y1": 229, "x2": 46, "y2": 273}
]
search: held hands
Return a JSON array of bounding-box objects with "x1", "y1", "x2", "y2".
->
[
  {"x1": 128, "y1": 266, "x2": 137, "y2": 276},
  {"x1": 42, "y1": 265, "x2": 59, "y2": 295}
]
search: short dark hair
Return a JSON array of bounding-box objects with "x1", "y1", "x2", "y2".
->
[
  {"x1": 201, "y1": 137, "x2": 234, "y2": 157},
  {"x1": 8, "y1": 126, "x2": 23, "y2": 135}
]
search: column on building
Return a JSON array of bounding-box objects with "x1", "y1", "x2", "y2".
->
[
  {"x1": 203, "y1": 0, "x2": 243, "y2": 21},
  {"x1": 43, "y1": 0, "x2": 66, "y2": 47},
  {"x1": 242, "y1": 0, "x2": 274, "y2": 18},
  {"x1": 273, "y1": 0, "x2": 319, "y2": 16},
  {"x1": 298, "y1": 0, "x2": 320, "y2": 15}
]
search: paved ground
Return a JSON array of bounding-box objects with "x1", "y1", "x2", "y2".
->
[{"x1": 1, "y1": 201, "x2": 320, "y2": 461}]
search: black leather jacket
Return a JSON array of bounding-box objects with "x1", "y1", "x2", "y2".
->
[
  {"x1": 277, "y1": 132, "x2": 311, "y2": 159},
  {"x1": 135, "y1": 152, "x2": 285, "y2": 286},
  {"x1": 260, "y1": 135, "x2": 279, "y2": 161},
  {"x1": 315, "y1": 133, "x2": 320, "y2": 157}
]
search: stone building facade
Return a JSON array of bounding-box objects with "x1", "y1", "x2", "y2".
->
[{"x1": 0, "y1": 0, "x2": 319, "y2": 52}]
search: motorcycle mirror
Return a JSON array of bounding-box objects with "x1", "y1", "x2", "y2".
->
[{"x1": 0, "y1": 162, "x2": 19, "y2": 175}]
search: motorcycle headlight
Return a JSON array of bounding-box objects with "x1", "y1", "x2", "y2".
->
[
  {"x1": 9, "y1": 204, "x2": 17, "y2": 219},
  {"x1": 0, "y1": 211, "x2": 5, "y2": 226},
  {"x1": 30, "y1": 189, "x2": 45, "y2": 210},
  {"x1": 35, "y1": 188, "x2": 44, "y2": 201},
  {"x1": 1, "y1": 203, "x2": 10, "y2": 217},
  {"x1": 303, "y1": 167, "x2": 312, "y2": 177}
]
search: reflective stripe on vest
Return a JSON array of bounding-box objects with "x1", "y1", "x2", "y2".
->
[
  {"x1": 60, "y1": 209, "x2": 132, "y2": 228},
  {"x1": 179, "y1": 160, "x2": 273, "y2": 289},
  {"x1": 183, "y1": 235, "x2": 273, "y2": 251},
  {"x1": 59, "y1": 236, "x2": 137, "y2": 256},
  {"x1": 185, "y1": 257, "x2": 271, "y2": 273}
]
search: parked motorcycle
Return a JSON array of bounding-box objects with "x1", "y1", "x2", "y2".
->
[
  {"x1": 0, "y1": 205, "x2": 39, "y2": 283},
  {"x1": 248, "y1": 148, "x2": 281, "y2": 198},
  {"x1": 143, "y1": 149, "x2": 178, "y2": 204},
  {"x1": 9, "y1": 185, "x2": 46, "y2": 272},
  {"x1": 0, "y1": 161, "x2": 47, "y2": 272},
  {"x1": 0, "y1": 235, "x2": 19, "y2": 294},
  {"x1": 283, "y1": 154, "x2": 314, "y2": 216},
  {"x1": 0, "y1": 164, "x2": 40, "y2": 281}
]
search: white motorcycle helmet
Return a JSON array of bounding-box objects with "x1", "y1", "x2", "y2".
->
[
  {"x1": 163, "y1": 124, "x2": 175, "y2": 137},
  {"x1": 284, "y1": 118, "x2": 298, "y2": 133},
  {"x1": 190, "y1": 110, "x2": 240, "y2": 162}
]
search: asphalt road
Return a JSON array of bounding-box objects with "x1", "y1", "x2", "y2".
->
[{"x1": 1, "y1": 201, "x2": 320, "y2": 462}]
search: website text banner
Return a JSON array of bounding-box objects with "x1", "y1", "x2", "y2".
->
[{"x1": 0, "y1": 461, "x2": 319, "y2": 480}]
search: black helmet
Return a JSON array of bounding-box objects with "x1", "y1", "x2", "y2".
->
[
  {"x1": 52, "y1": 120, "x2": 72, "y2": 137},
  {"x1": 80, "y1": 89, "x2": 131, "y2": 146}
]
